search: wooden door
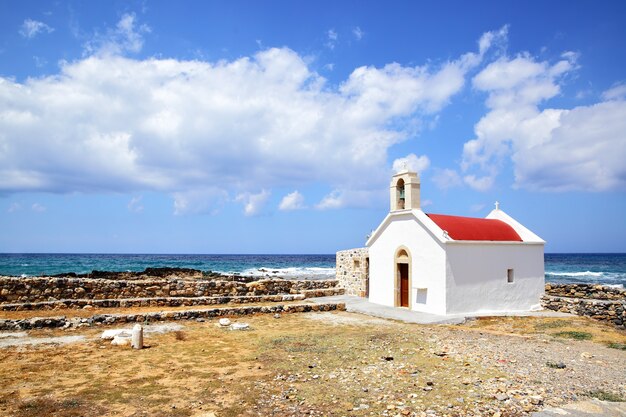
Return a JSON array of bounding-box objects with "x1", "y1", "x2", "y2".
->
[{"x1": 399, "y1": 263, "x2": 409, "y2": 307}]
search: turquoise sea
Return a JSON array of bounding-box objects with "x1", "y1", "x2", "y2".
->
[{"x1": 0, "y1": 253, "x2": 624, "y2": 287}]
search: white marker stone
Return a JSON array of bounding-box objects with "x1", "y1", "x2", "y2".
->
[{"x1": 131, "y1": 324, "x2": 143, "y2": 350}]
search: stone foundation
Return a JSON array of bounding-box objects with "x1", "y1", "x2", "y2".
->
[
  {"x1": 0, "y1": 302, "x2": 347, "y2": 331},
  {"x1": 335, "y1": 248, "x2": 369, "y2": 296},
  {"x1": 541, "y1": 284, "x2": 625, "y2": 329},
  {"x1": 0, "y1": 276, "x2": 339, "y2": 305}
]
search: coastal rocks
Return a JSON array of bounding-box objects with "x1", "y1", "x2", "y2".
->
[{"x1": 47, "y1": 267, "x2": 205, "y2": 280}]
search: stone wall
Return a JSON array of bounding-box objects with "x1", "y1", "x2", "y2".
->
[
  {"x1": 0, "y1": 302, "x2": 347, "y2": 331},
  {"x1": 541, "y1": 284, "x2": 625, "y2": 329},
  {"x1": 0, "y1": 276, "x2": 338, "y2": 304},
  {"x1": 544, "y1": 283, "x2": 625, "y2": 300},
  {"x1": 336, "y1": 248, "x2": 369, "y2": 296}
]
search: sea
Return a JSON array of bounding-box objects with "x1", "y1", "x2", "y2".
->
[{"x1": 0, "y1": 253, "x2": 624, "y2": 287}]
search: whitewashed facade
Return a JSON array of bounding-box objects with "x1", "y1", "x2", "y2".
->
[{"x1": 364, "y1": 170, "x2": 545, "y2": 315}]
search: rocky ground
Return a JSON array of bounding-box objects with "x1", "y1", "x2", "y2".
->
[{"x1": 0, "y1": 311, "x2": 624, "y2": 417}]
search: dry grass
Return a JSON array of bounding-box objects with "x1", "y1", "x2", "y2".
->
[
  {"x1": 0, "y1": 312, "x2": 624, "y2": 416},
  {"x1": 462, "y1": 316, "x2": 626, "y2": 346}
]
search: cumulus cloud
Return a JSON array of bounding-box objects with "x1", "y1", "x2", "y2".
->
[
  {"x1": 19, "y1": 19, "x2": 54, "y2": 38},
  {"x1": 0, "y1": 25, "x2": 502, "y2": 212},
  {"x1": 236, "y1": 190, "x2": 271, "y2": 216},
  {"x1": 278, "y1": 191, "x2": 305, "y2": 211},
  {"x1": 459, "y1": 49, "x2": 626, "y2": 192},
  {"x1": 353, "y1": 27, "x2": 364, "y2": 41},
  {"x1": 392, "y1": 153, "x2": 430, "y2": 173},
  {"x1": 83, "y1": 13, "x2": 150, "y2": 56}
]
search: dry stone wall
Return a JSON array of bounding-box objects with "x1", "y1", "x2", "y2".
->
[
  {"x1": 336, "y1": 248, "x2": 369, "y2": 296},
  {"x1": 544, "y1": 283, "x2": 625, "y2": 300},
  {"x1": 542, "y1": 284, "x2": 625, "y2": 329},
  {"x1": 0, "y1": 302, "x2": 347, "y2": 331},
  {"x1": 0, "y1": 276, "x2": 338, "y2": 305}
]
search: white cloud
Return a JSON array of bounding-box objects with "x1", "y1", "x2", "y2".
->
[
  {"x1": 127, "y1": 196, "x2": 144, "y2": 213},
  {"x1": 19, "y1": 19, "x2": 54, "y2": 39},
  {"x1": 0, "y1": 29, "x2": 500, "y2": 212},
  {"x1": 236, "y1": 190, "x2": 271, "y2": 216},
  {"x1": 83, "y1": 13, "x2": 150, "y2": 56},
  {"x1": 459, "y1": 50, "x2": 626, "y2": 192},
  {"x1": 315, "y1": 189, "x2": 381, "y2": 210},
  {"x1": 602, "y1": 82, "x2": 626, "y2": 101},
  {"x1": 463, "y1": 175, "x2": 494, "y2": 192},
  {"x1": 478, "y1": 25, "x2": 508, "y2": 56},
  {"x1": 353, "y1": 27, "x2": 364, "y2": 41},
  {"x1": 512, "y1": 101, "x2": 626, "y2": 191},
  {"x1": 279, "y1": 191, "x2": 305, "y2": 211},
  {"x1": 173, "y1": 188, "x2": 228, "y2": 215},
  {"x1": 432, "y1": 169, "x2": 462, "y2": 190},
  {"x1": 316, "y1": 190, "x2": 344, "y2": 210},
  {"x1": 392, "y1": 153, "x2": 430, "y2": 173}
]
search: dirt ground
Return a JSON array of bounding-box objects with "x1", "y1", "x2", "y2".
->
[{"x1": 0, "y1": 311, "x2": 624, "y2": 417}]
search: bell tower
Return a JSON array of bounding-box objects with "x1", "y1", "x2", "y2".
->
[{"x1": 390, "y1": 170, "x2": 420, "y2": 211}]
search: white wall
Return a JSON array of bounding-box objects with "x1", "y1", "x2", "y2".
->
[
  {"x1": 445, "y1": 243, "x2": 545, "y2": 314},
  {"x1": 368, "y1": 212, "x2": 447, "y2": 315}
]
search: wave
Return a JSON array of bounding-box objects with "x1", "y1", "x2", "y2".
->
[
  {"x1": 546, "y1": 270, "x2": 625, "y2": 286},
  {"x1": 546, "y1": 271, "x2": 604, "y2": 277},
  {"x1": 230, "y1": 266, "x2": 336, "y2": 278}
]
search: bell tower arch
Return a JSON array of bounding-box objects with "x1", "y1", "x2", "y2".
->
[{"x1": 390, "y1": 170, "x2": 420, "y2": 211}]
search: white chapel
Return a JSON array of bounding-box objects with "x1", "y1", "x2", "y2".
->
[{"x1": 337, "y1": 169, "x2": 545, "y2": 316}]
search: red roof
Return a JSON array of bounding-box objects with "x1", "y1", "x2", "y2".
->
[{"x1": 427, "y1": 213, "x2": 523, "y2": 242}]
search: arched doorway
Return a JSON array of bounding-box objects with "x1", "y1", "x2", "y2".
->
[{"x1": 395, "y1": 247, "x2": 411, "y2": 308}]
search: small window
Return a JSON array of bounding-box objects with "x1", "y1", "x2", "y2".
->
[
  {"x1": 354, "y1": 259, "x2": 360, "y2": 269},
  {"x1": 507, "y1": 268, "x2": 514, "y2": 283}
]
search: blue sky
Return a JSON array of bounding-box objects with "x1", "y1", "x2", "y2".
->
[{"x1": 0, "y1": 0, "x2": 625, "y2": 254}]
